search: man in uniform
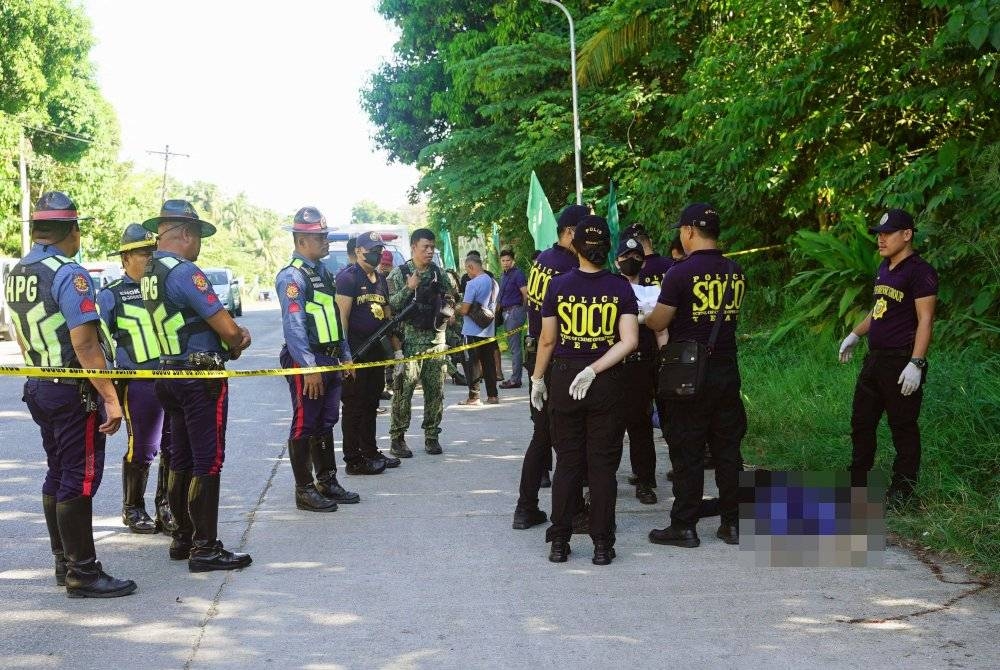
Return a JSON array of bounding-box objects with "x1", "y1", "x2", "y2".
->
[
  {"x1": 275, "y1": 207, "x2": 360, "y2": 510},
  {"x1": 386, "y1": 228, "x2": 455, "y2": 457},
  {"x1": 7, "y1": 191, "x2": 136, "y2": 597},
  {"x1": 645, "y1": 203, "x2": 747, "y2": 548},
  {"x1": 615, "y1": 236, "x2": 659, "y2": 505},
  {"x1": 511, "y1": 204, "x2": 586, "y2": 530},
  {"x1": 335, "y1": 230, "x2": 401, "y2": 474},
  {"x1": 98, "y1": 224, "x2": 174, "y2": 534},
  {"x1": 141, "y1": 199, "x2": 252, "y2": 572},
  {"x1": 498, "y1": 249, "x2": 528, "y2": 389},
  {"x1": 621, "y1": 223, "x2": 674, "y2": 288},
  {"x1": 839, "y1": 209, "x2": 938, "y2": 507}
]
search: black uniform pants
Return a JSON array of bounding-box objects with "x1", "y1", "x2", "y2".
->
[
  {"x1": 621, "y1": 357, "x2": 656, "y2": 485},
  {"x1": 849, "y1": 351, "x2": 925, "y2": 491},
  {"x1": 466, "y1": 335, "x2": 499, "y2": 399},
  {"x1": 341, "y1": 361, "x2": 386, "y2": 465},
  {"x1": 516, "y1": 349, "x2": 553, "y2": 511},
  {"x1": 662, "y1": 355, "x2": 746, "y2": 528},
  {"x1": 546, "y1": 359, "x2": 625, "y2": 542}
]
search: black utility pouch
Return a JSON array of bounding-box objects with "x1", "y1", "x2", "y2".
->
[{"x1": 656, "y1": 341, "x2": 708, "y2": 401}]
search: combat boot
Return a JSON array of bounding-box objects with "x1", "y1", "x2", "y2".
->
[
  {"x1": 389, "y1": 436, "x2": 412, "y2": 458},
  {"x1": 57, "y1": 496, "x2": 137, "y2": 598},
  {"x1": 42, "y1": 494, "x2": 66, "y2": 586},
  {"x1": 424, "y1": 438, "x2": 443, "y2": 455},
  {"x1": 187, "y1": 474, "x2": 252, "y2": 572},
  {"x1": 121, "y1": 458, "x2": 156, "y2": 533},
  {"x1": 311, "y1": 432, "x2": 360, "y2": 504},
  {"x1": 154, "y1": 452, "x2": 177, "y2": 533},
  {"x1": 288, "y1": 438, "x2": 338, "y2": 512},
  {"x1": 167, "y1": 469, "x2": 193, "y2": 560},
  {"x1": 512, "y1": 507, "x2": 547, "y2": 530},
  {"x1": 592, "y1": 535, "x2": 617, "y2": 566}
]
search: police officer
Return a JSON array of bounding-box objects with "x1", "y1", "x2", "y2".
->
[
  {"x1": 275, "y1": 207, "x2": 360, "y2": 510},
  {"x1": 530, "y1": 215, "x2": 639, "y2": 565},
  {"x1": 386, "y1": 228, "x2": 455, "y2": 457},
  {"x1": 839, "y1": 209, "x2": 938, "y2": 507},
  {"x1": 141, "y1": 200, "x2": 252, "y2": 572},
  {"x1": 334, "y1": 230, "x2": 401, "y2": 474},
  {"x1": 615, "y1": 236, "x2": 659, "y2": 505},
  {"x1": 645, "y1": 203, "x2": 747, "y2": 548},
  {"x1": 620, "y1": 223, "x2": 674, "y2": 287},
  {"x1": 6, "y1": 191, "x2": 136, "y2": 597},
  {"x1": 98, "y1": 224, "x2": 174, "y2": 534},
  {"x1": 511, "y1": 204, "x2": 585, "y2": 530}
]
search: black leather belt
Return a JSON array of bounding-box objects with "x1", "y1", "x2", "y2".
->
[{"x1": 311, "y1": 344, "x2": 342, "y2": 358}]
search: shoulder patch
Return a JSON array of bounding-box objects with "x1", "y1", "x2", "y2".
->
[
  {"x1": 192, "y1": 272, "x2": 209, "y2": 292},
  {"x1": 72, "y1": 274, "x2": 90, "y2": 294},
  {"x1": 286, "y1": 283, "x2": 300, "y2": 299},
  {"x1": 80, "y1": 297, "x2": 96, "y2": 313}
]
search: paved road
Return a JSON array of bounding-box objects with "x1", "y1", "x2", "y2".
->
[{"x1": 0, "y1": 303, "x2": 997, "y2": 669}]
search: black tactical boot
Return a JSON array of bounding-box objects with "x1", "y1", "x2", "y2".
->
[
  {"x1": 512, "y1": 507, "x2": 547, "y2": 530},
  {"x1": 57, "y1": 496, "x2": 137, "y2": 598},
  {"x1": 548, "y1": 539, "x2": 571, "y2": 563},
  {"x1": 389, "y1": 436, "x2": 412, "y2": 458},
  {"x1": 424, "y1": 438, "x2": 443, "y2": 455},
  {"x1": 635, "y1": 483, "x2": 658, "y2": 505},
  {"x1": 372, "y1": 450, "x2": 401, "y2": 469},
  {"x1": 167, "y1": 469, "x2": 193, "y2": 560},
  {"x1": 42, "y1": 494, "x2": 66, "y2": 586},
  {"x1": 187, "y1": 474, "x2": 252, "y2": 572},
  {"x1": 592, "y1": 535, "x2": 617, "y2": 566},
  {"x1": 288, "y1": 439, "x2": 338, "y2": 512},
  {"x1": 648, "y1": 525, "x2": 700, "y2": 548},
  {"x1": 154, "y1": 452, "x2": 177, "y2": 533},
  {"x1": 311, "y1": 432, "x2": 360, "y2": 504},
  {"x1": 121, "y1": 458, "x2": 156, "y2": 533},
  {"x1": 346, "y1": 458, "x2": 387, "y2": 475}
]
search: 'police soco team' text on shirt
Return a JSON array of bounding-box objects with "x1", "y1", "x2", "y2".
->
[{"x1": 541, "y1": 269, "x2": 638, "y2": 360}]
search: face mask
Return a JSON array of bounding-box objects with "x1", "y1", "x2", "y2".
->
[
  {"x1": 618, "y1": 257, "x2": 643, "y2": 276},
  {"x1": 363, "y1": 250, "x2": 382, "y2": 267}
]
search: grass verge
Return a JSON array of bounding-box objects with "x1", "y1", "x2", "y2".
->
[{"x1": 739, "y1": 334, "x2": 1000, "y2": 576}]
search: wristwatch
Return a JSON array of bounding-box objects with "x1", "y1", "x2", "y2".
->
[{"x1": 910, "y1": 357, "x2": 927, "y2": 369}]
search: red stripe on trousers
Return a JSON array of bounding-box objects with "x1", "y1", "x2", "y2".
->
[
  {"x1": 292, "y1": 365, "x2": 304, "y2": 439},
  {"x1": 211, "y1": 382, "x2": 228, "y2": 475},
  {"x1": 82, "y1": 412, "x2": 96, "y2": 496}
]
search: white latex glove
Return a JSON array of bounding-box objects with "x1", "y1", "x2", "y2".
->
[
  {"x1": 393, "y1": 350, "x2": 405, "y2": 377},
  {"x1": 530, "y1": 376, "x2": 548, "y2": 411},
  {"x1": 839, "y1": 332, "x2": 860, "y2": 363},
  {"x1": 568, "y1": 366, "x2": 597, "y2": 400},
  {"x1": 898, "y1": 362, "x2": 922, "y2": 396}
]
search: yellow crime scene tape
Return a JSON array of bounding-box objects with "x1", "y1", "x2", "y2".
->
[
  {"x1": 0, "y1": 325, "x2": 528, "y2": 380},
  {"x1": 726, "y1": 243, "x2": 786, "y2": 258}
]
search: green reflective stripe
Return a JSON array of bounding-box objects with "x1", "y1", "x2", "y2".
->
[
  {"x1": 291, "y1": 259, "x2": 304, "y2": 268},
  {"x1": 41, "y1": 257, "x2": 64, "y2": 272},
  {"x1": 161, "y1": 256, "x2": 180, "y2": 269},
  {"x1": 117, "y1": 303, "x2": 162, "y2": 363},
  {"x1": 306, "y1": 291, "x2": 339, "y2": 344},
  {"x1": 151, "y1": 304, "x2": 185, "y2": 355},
  {"x1": 23, "y1": 302, "x2": 65, "y2": 366}
]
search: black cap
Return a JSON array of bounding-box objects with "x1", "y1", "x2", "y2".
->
[
  {"x1": 672, "y1": 202, "x2": 720, "y2": 236},
  {"x1": 556, "y1": 204, "x2": 590, "y2": 232},
  {"x1": 868, "y1": 209, "x2": 915, "y2": 234},
  {"x1": 29, "y1": 191, "x2": 90, "y2": 224},
  {"x1": 616, "y1": 236, "x2": 643, "y2": 258},
  {"x1": 142, "y1": 199, "x2": 217, "y2": 237},
  {"x1": 574, "y1": 215, "x2": 610, "y2": 249},
  {"x1": 109, "y1": 223, "x2": 157, "y2": 256},
  {"x1": 354, "y1": 231, "x2": 384, "y2": 250},
  {"x1": 620, "y1": 223, "x2": 648, "y2": 240}
]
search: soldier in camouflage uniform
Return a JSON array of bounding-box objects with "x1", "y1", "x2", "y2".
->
[{"x1": 387, "y1": 228, "x2": 456, "y2": 457}]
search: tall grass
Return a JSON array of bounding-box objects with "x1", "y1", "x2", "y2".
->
[{"x1": 738, "y1": 334, "x2": 1000, "y2": 575}]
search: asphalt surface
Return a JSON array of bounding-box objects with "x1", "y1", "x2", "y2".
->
[{"x1": 0, "y1": 302, "x2": 997, "y2": 670}]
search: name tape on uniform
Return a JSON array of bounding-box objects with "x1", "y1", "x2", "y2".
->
[{"x1": 0, "y1": 325, "x2": 527, "y2": 380}]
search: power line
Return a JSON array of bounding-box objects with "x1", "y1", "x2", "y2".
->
[
  {"x1": 146, "y1": 144, "x2": 190, "y2": 203},
  {"x1": 21, "y1": 123, "x2": 95, "y2": 144}
]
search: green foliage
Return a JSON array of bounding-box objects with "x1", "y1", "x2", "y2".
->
[{"x1": 350, "y1": 199, "x2": 402, "y2": 226}]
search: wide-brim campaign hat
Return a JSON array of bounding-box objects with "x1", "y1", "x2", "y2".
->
[
  {"x1": 142, "y1": 199, "x2": 217, "y2": 237},
  {"x1": 283, "y1": 206, "x2": 328, "y2": 234},
  {"x1": 868, "y1": 208, "x2": 915, "y2": 234},
  {"x1": 108, "y1": 223, "x2": 157, "y2": 256},
  {"x1": 28, "y1": 191, "x2": 92, "y2": 224}
]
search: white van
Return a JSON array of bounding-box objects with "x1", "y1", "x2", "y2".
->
[{"x1": 203, "y1": 268, "x2": 242, "y2": 316}]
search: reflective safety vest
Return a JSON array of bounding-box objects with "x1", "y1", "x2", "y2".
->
[
  {"x1": 104, "y1": 278, "x2": 161, "y2": 370},
  {"x1": 288, "y1": 258, "x2": 342, "y2": 345},
  {"x1": 141, "y1": 255, "x2": 222, "y2": 359}
]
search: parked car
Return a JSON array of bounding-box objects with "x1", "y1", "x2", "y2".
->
[
  {"x1": 203, "y1": 267, "x2": 242, "y2": 316},
  {"x1": 320, "y1": 230, "x2": 439, "y2": 277}
]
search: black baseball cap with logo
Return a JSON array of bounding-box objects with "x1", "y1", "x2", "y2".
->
[
  {"x1": 868, "y1": 209, "x2": 915, "y2": 234},
  {"x1": 574, "y1": 215, "x2": 611, "y2": 249},
  {"x1": 557, "y1": 204, "x2": 591, "y2": 233},
  {"x1": 616, "y1": 236, "x2": 643, "y2": 258},
  {"x1": 672, "y1": 202, "x2": 721, "y2": 236}
]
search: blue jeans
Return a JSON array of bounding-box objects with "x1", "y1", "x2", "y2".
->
[{"x1": 502, "y1": 305, "x2": 526, "y2": 383}]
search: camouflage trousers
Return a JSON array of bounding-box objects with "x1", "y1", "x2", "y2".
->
[{"x1": 389, "y1": 341, "x2": 448, "y2": 440}]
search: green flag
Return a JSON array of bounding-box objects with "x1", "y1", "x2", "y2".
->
[
  {"x1": 606, "y1": 180, "x2": 620, "y2": 269},
  {"x1": 526, "y1": 171, "x2": 558, "y2": 250},
  {"x1": 439, "y1": 226, "x2": 457, "y2": 271},
  {"x1": 491, "y1": 221, "x2": 502, "y2": 275}
]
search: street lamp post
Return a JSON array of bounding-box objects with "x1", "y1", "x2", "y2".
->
[{"x1": 540, "y1": 0, "x2": 583, "y2": 205}]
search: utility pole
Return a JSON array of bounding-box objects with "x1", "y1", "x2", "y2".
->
[
  {"x1": 18, "y1": 130, "x2": 31, "y2": 256},
  {"x1": 146, "y1": 144, "x2": 190, "y2": 203},
  {"x1": 540, "y1": 0, "x2": 583, "y2": 205}
]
